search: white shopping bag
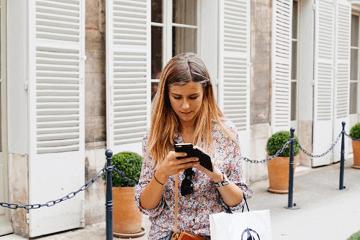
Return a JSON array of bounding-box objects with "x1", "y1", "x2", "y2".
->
[{"x1": 210, "y1": 210, "x2": 272, "y2": 240}]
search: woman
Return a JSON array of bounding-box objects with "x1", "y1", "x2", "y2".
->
[{"x1": 135, "y1": 53, "x2": 253, "y2": 240}]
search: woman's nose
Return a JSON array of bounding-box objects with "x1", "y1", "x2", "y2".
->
[{"x1": 182, "y1": 100, "x2": 190, "y2": 109}]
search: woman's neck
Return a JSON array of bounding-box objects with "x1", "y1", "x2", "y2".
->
[{"x1": 179, "y1": 122, "x2": 195, "y2": 143}]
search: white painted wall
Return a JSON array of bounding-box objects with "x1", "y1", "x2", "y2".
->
[{"x1": 7, "y1": 0, "x2": 29, "y2": 155}]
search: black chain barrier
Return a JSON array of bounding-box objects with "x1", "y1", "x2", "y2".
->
[
  {"x1": 0, "y1": 122, "x2": 356, "y2": 239},
  {"x1": 0, "y1": 127, "x2": 351, "y2": 210},
  {"x1": 345, "y1": 132, "x2": 360, "y2": 141},
  {"x1": 296, "y1": 131, "x2": 343, "y2": 158},
  {"x1": 0, "y1": 166, "x2": 132, "y2": 210},
  {"x1": 112, "y1": 167, "x2": 137, "y2": 186},
  {"x1": 240, "y1": 139, "x2": 292, "y2": 163}
]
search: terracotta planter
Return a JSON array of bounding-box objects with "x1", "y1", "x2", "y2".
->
[
  {"x1": 352, "y1": 140, "x2": 360, "y2": 169},
  {"x1": 105, "y1": 186, "x2": 145, "y2": 238},
  {"x1": 267, "y1": 155, "x2": 298, "y2": 194}
]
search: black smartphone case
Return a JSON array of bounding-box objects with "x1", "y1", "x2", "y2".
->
[{"x1": 175, "y1": 144, "x2": 213, "y2": 172}]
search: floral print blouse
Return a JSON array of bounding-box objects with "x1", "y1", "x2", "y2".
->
[{"x1": 135, "y1": 119, "x2": 253, "y2": 240}]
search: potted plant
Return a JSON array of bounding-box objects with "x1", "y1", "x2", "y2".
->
[
  {"x1": 103, "y1": 151, "x2": 145, "y2": 238},
  {"x1": 350, "y1": 123, "x2": 360, "y2": 169},
  {"x1": 266, "y1": 131, "x2": 300, "y2": 194}
]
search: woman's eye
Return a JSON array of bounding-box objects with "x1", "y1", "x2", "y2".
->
[
  {"x1": 174, "y1": 97, "x2": 181, "y2": 100},
  {"x1": 190, "y1": 96, "x2": 198, "y2": 100}
]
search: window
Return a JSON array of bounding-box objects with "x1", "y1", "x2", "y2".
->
[
  {"x1": 291, "y1": 0, "x2": 299, "y2": 122},
  {"x1": 151, "y1": 0, "x2": 199, "y2": 100},
  {"x1": 350, "y1": 14, "x2": 359, "y2": 114}
]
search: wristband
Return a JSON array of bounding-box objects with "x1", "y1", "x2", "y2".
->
[
  {"x1": 154, "y1": 172, "x2": 165, "y2": 186},
  {"x1": 214, "y1": 173, "x2": 229, "y2": 187}
]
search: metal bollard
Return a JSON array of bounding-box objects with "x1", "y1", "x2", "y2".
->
[
  {"x1": 105, "y1": 149, "x2": 114, "y2": 240},
  {"x1": 339, "y1": 122, "x2": 346, "y2": 190},
  {"x1": 286, "y1": 128, "x2": 299, "y2": 209}
]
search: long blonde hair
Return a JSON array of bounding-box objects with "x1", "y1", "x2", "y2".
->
[{"x1": 147, "y1": 53, "x2": 238, "y2": 166}]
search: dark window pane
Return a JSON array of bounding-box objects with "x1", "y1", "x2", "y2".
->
[
  {"x1": 291, "y1": 82, "x2": 297, "y2": 121},
  {"x1": 351, "y1": 15, "x2": 359, "y2": 47},
  {"x1": 351, "y1": 49, "x2": 358, "y2": 80},
  {"x1": 172, "y1": 27, "x2": 197, "y2": 57},
  {"x1": 291, "y1": 41, "x2": 297, "y2": 80},
  {"x1": 151, "y1": 0, "x2": 163, "y2": 23},
  {"x1": 172, "y1": 0, "x2": 197, "y2": 26},
  {"x1": 292, "y1": 1, "x2": 298, "y2": 39},
  {"x1": 350, "y1": 82, "x2": 358, "y2": 114},
  {"x1": 151, "y1": 82, "x2": 159, "y2": 101},
  {"x1": 152, "y1": 26, "x2": 163, "y2": 79}
]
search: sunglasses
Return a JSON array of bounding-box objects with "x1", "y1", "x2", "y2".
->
[{"x1": 181, "y1": 168, "x2": 195, "y2": 196}]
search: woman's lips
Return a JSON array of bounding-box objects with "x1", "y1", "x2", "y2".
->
[{"x1": 181, "y1": 111, "x2": 192, "y2": 115}]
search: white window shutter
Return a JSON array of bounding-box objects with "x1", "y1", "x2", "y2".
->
[
  {"x1": 106, "y1": 0, "x2": 151, "y2": 155},
  {"x1": 218, "y1": 0, "x2": 250, "y2": 159},
  {"x1": 218, "y1": 0, "x2": 250, "y2": 132},
  {"x1": 313, "y1": 0, "x2": 335, "y2": 166},
  {"x1": 271, "y1": 0, "x2": 293, "y2": 133},
  {"x1": 28, "y1": 0, "x2": 85, "y2": 237},
  {"x1": 333, "y1": 0, "x2": 351, "y2": 162}
]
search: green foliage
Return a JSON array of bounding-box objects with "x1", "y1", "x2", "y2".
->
[
  {"x1": 102, "y1": 151, "x2": 143, "y2": 187},
  {"x1": 348, "y1": 231, "x2": 360, "y2": 240},
  {"x1": 266, "y1": 131, "x2": 300, "y2": 157},
  {"x1": 350, "y1": 123, "x2": 360, "y2": 140}
]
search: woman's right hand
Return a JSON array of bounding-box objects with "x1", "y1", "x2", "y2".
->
[{"x1": 155, "y1": 151, "x2": 199, "y2": 184}]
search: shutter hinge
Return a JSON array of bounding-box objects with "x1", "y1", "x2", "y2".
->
[
  {"x1": 313, "y1": 4, "x2": 316, "y2": 11},
  {"x1": 25, "y1": 81, "x2": 28, "y2": 91},
  {"x1": 26, "y1": 213, "x2": 29, "y2": 224},
  {"x1": 82, "y1": 55, "x2": 87, "y2": 61},
  {"x1": 312, "y1": 79, "x2": 315, "y2": 86}
]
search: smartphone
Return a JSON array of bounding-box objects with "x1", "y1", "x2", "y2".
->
[{"x1": 174, "y1": 143, "x2": 213, "y2": 172}]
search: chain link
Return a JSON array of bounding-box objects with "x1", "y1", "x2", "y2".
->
[
  {"x1": 345, "y1": 132, "x2": 360, "y2": 141},
  {"x1": 0, "y1": 168, "x2": 107, "y2": 210},
  {"x1": 296, "y1": 131, "x2": 342, "y2": 158},
  {"x1": 240, "y1": 139, "x2": 293, "y2": 163}
]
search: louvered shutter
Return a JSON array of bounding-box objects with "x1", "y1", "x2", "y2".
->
[
  {"x1": 333, "y1": 0, "x2": 351, "y2": 163},
  {"x1": 28, "y1": 0, "x2": 85, "y2": 237},
  {"x1": 271, "y1": 0, "x2": 292, "y2": 133},
  {"x1": 313, "y1": 0, "x2": 335, "y2": 166},
  {"x1": 218, "y1": 0, "x2": 250, "y2": 157},
  {"x1": 106, "y1": 0, "x2": 150, "y2": 155}
]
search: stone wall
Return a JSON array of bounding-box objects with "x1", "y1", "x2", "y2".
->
[
  {"x1": 9, "y1": 154, "x2": 29, "y2": 238},
  {"x1": 84, "y1": 0, "x2": 107, "y2": 225},
  {"x1": 250, "y1": 0, "x2": 272, "y2": 125},
  {"x1": 85, "y1": 0, "x2": 106, "y2": 149}
]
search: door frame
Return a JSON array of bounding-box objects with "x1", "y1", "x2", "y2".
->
[{"x1": 0, "y1": 0, "x2": 12, "y2": 235}]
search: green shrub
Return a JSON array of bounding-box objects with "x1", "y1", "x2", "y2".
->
[
  {"x1": 348, "y1": 230, "x2": 360, "y2": 240},
  {"x1": 266, "y1": 131, "x2": 300, "y2": 157},
  {"x1": 350, "y1": 123, "x2": 360, "y2": 140},
  {"x1": 103, "y1": 151, "x2": 143, "y2": 187}
]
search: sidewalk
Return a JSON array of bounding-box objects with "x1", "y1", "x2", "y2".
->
[{"x1": 2, "y1": 160, "x2": 359, "y2": 240}]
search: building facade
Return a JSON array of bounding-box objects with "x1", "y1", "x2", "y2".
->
[{"x1": 0, "y1": 0, "x2": 359, "y2": 238}]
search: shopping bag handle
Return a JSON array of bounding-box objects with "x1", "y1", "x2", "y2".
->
[
  {"x1": 226, "y1": 192, "x2": 249, "y2": 214},
  {"x1": 242, "y1": 193, "x2": 250, "y2": 213}
]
